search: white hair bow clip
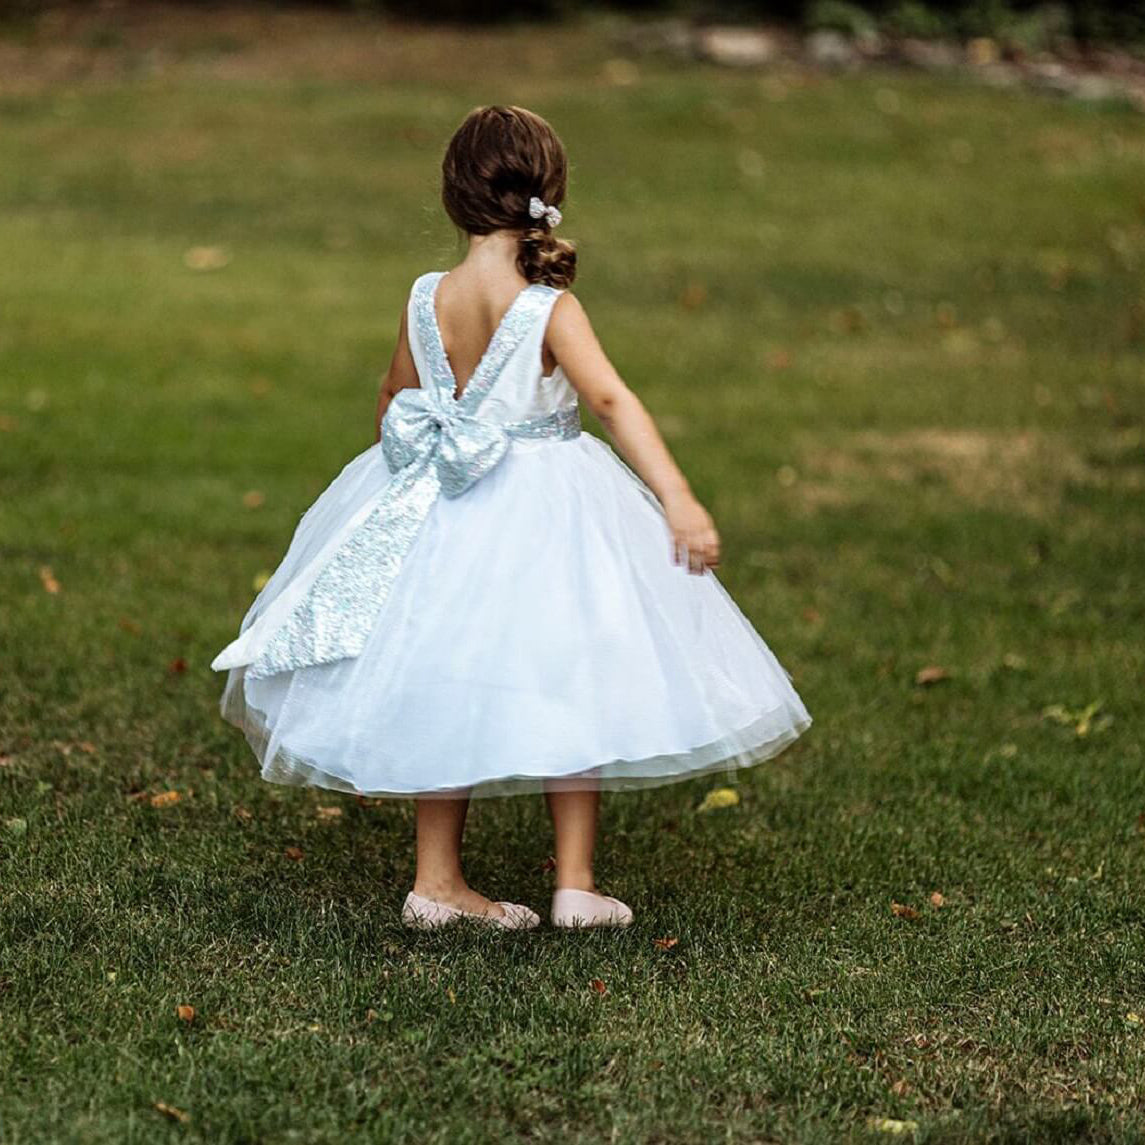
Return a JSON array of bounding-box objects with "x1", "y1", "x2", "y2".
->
[{"x1": 528, "y1": 196, "x2": 563, "y2": 228}]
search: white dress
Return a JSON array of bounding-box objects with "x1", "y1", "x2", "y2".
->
[{"x1": 211, "y1": 271, "x2": 812, "y2": 798}]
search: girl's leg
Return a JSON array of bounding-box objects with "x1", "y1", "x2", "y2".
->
[
  {"x1": 544, "y1": 787, "x2": 601, "y2": 892},
  {"x1": 412, "y1": 796, "x2": 506, "y2": 917}
]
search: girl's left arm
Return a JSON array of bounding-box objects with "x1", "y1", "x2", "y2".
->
[{"x1": 374, "y1": 303, "x2": 420, "y2": 443}]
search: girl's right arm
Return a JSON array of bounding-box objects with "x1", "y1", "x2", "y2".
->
[
  {"x1": 546, "y1": 292, "x2": 720, "y2": 574},
  {"x1": 374, "y1": 304, "x2": 420, "y2": 443}
]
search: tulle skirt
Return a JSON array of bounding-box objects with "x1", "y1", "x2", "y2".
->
[{"x1": 216, "y1": 433, "x2": 812, "y2": 798}]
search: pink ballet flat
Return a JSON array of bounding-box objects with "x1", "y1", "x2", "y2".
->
[
  {"x1": 551, "y1": 888, "x2": 634, "y2": 929},
  {"x1": 401, "y1": 890, "x2": 540, "y2": 931}
]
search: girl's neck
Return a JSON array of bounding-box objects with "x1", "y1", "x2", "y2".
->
[{"x1": 459, "y1": 229, "x2": 522, "y2": 278}]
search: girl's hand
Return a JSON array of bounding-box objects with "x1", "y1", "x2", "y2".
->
[{"x1": 663, "y1": 489, "x2": 720, "y2": 574}]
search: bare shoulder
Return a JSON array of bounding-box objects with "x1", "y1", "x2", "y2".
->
[{"x1": 547, "y1": 290, "x2": 596, "y2": 346}]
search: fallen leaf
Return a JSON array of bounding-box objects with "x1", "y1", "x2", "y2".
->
[
  {"x1": 168, "y1": 658, "x2": 188, "y2": 675},
  {"x1": 316, "y1": 805, "x2": 343, "y2": 821},
  {"x1": 284, "y1": 846, "x2": 304, "y2": 861},
  {"x1": 242, "y1": 490, "x2": 265, "y2": 509},
  {"x1": 38, "y1": 565, "x2": 60, "y2": 594},
  {"x1": 929, "y1": 891, "x2": 945, "y2": 908},
  {"x1": 802, "y1": 607, "x2": 823, "y2": 624},
  {"x1": 679, "y1": 283, "x2": 707, "y2": 310},
  {"x1": 891, "y1": 901, "x2": 920, "y2": 920},
  {"x1": 183, "y1": 245, "x2": 229, "y2": 271},
  {"x1": 869, "y1": 1117, "x2": 918, "y2": 1135},
  {"x1": 589, "y1": 978, "x2": 607, "y2": 995},
  {"x1": 149, "y1": 791, "x2": 182, "y2": 808},
  {"x1": 118, "y1": 616, "x2": 142, "y2": 634},
  {"x1": 233, "y1": 806, "x2": 253, "y2": 822},
  {"x1": 696, "y1": 787, "x2": 740, "y2": 813},
  {"x1": 175, "y1": 1005, "x2": 195, "y2": 1023},
  {"x1": 153, "y1": 1101, "x2": 190, "y2": 1124},
  {"x1": 890, "y1": 1079, "x2": 912, "y2": 1097},
  {"x1": 77, "y1": 741, "x2": 97, "y2": 754},
  {"x1": 653, "y1": 937, "x2": 679, "y2": 950},
  {"x1": 1042, "y1": 700, "x2": 1110, "y2": 737},
  {"x1": 914, "y1": 665, "x2": 949, "y2": 686},
  {"x1": 767, "y1": 349, "x2": 792, "y2": 369}
]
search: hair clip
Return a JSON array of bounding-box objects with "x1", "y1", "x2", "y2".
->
[{"x1": 528, "y1": 196, "x2": 563, "y2": 229}]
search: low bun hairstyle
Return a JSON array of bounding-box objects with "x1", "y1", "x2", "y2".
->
[{"x1": 441, "y1": 105, "x2": 577, "y2": 290}]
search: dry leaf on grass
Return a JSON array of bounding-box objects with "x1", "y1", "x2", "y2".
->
[
  {"x1": 914, "y1": 665, "x2": 949, "y2": 686},
  {"x1": 696, "y1": 787, "x2": 740, "y2": 813},
  {"x1": 233, "y1": 806, "x2": 253, "y2": 822},
  {"x1": 679, "y1": 283, "x2": 707, "y2": 310},
  {"x1": 175, "y1": 1005, "x2": 195, "y2": 1023},
  {"x1": 869, "y1": 1117, "x2": 918, "y2": 1135},
  {"x1": 316, "y1": 805, "x2": 343, "y2": 822},
  {"x1": 183, "y1": 245, "x2": 229, "y2": 271},
  {"x1": 149, "y1": 791, "x2": 182, "y2": 808},
  {"x1": 284, "y1": 846, "x2": 304, "y2": 861},
  {"x1": 1042, "y1": 700, "x2": 1112, "y2": 737},
  {"x1": 653, "y1": 937, "x2": 679, "y2": 950},
  {"x1": 929, "y1": 891, "x2": 945, "y2": 908},
  {"x1": 891, "y1": 901, "x2": 920, "y2": 920},
  {"x1": 38, "y1": 565, "x2": 60, "y2": 594},
  {"x1": 242, "y1": 490, "x2": 266, "y2": 509},
  {"x1": 589, "y1": 978, "x2": 607, "y2": 996},
  {"x1": 168, "y1": 658, "x2": 188, "y2": 675},
  {"x1": 153, "y1": 1101, "x2": 190, "y2": 1124}
]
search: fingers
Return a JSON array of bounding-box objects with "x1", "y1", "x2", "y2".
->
[{"x1": 672, "y1": 532, "x2": 721, "y2": 574}]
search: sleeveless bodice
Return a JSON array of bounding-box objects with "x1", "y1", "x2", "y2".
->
[{"x1": 405, "y1": 271, "x2": 578, "y2": 434}]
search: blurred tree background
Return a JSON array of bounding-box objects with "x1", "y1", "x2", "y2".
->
[{"x1": 3, "y1": 0, "x2": 1145, "y2": 41}]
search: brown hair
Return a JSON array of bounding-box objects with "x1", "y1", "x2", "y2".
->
[{"x1": 441, "y1": 105, "x2": 577, "y2": 289}]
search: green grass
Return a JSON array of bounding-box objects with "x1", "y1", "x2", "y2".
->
[{"x1": 2, "y1": 12, "x2": 1145, "y2": 1143}]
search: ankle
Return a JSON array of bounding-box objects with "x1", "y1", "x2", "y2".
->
[
  {"x1": 412, "y1": 874, "x2": 468, "y2": 900},
  {"x1": 554, "y1": 873, "x2": 596, "y2": 893}
]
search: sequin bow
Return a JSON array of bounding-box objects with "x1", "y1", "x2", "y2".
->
[
  {"x1": 222, "y1": 272, "x2": 580, "y2": 682},
  {"x1": 381, "y1": 387, "x2": 510, "y2": 499}
]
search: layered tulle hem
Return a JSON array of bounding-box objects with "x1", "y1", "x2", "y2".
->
[{"x1": 220, "y1": 673, "x2": 812, "y2": 800}]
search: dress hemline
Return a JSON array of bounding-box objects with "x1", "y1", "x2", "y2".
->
[{"x1": 221, "y1": 678, "x2": 812, "y2": 800}]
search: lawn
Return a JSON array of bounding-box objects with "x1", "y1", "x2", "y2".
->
[{"x1": 1, "y1": 9, "x2": 1144, "y2": 1143}]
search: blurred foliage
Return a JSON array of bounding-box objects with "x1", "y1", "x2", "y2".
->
[{"x1": 2, "y1": 0, "x2": 1145, "y2": 41}]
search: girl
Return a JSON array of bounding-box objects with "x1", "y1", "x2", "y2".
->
[{"x1": 211, "y1": 105, "x2": 812, "y2": 931}]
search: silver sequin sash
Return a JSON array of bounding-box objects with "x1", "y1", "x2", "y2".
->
[{"x1": 245, "y1": 275, "x2": 576, "y2": 680}]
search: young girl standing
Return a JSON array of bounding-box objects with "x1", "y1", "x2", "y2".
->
[{"x1": 211, "y1": 105, "x2": 811, "y2": 931}]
